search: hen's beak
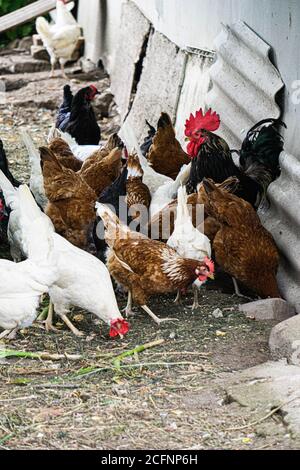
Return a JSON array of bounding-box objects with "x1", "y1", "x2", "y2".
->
[{"x1": 207, "y1": 273, "x2": 215, "y2": 280}]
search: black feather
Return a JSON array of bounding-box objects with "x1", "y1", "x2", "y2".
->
[
  {"x1": 239, "y1": 119, "x2": 286, "y2": 179},
  {"x1": 141, "y1": 120, "x2": 156, "y2": 157},
  {"x1": 56, "y1": 84, "x2": 73, "y2": 130}
]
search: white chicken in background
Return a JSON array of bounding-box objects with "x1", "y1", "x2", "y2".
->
[
  {"x1": 0, "y1": 186, "x2": 57, "y2": 340},
  {"x1": 167, "y1": 185, "x2": 213, "y2": 310},
  {"x1": 149, "y1": 162, "x2": 191, "y2": 217},
  {"x1": 57, "y1": 130, "x2": 101, "y2": 162},
  {"x1": 0, "y1": 170, "x2": 53, "y2": 262},
  {"x1": 36, "y1": 0, "x2": 81, "y2": 79},
  {"x1": 20, "y1": 129, "x2": 48, "y2": 210}
]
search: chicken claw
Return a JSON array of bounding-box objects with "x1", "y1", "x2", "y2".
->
[
  {"x1": 141, "y1": 305, "x2": 179, "y2": 325},
  {"x1": 122, "y1": 291, "x2": 135, "y2": 317}
]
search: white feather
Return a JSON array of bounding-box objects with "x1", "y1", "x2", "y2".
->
[{"x1": 20, "y1": 128, "x2": 48, "y2": 209}]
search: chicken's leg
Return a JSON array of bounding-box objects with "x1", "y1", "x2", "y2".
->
[
  {"x1": 58, "y1": 313, "x2": 84, "y2": 337},
  {"x1": 232, "y1": 277, "x2": 252, "y2": 300},
  {"x1": 59, "y1": 58, "x2": 69, "y2": 80},
  {"x1": 141, "y1": 305, "x2": 178, "y2": 325},
  {"x1": 49, "y1": 58, "x2": 56, "y2": 78},
  {"x1": 45, "y1": 301, "x2": 58, "y2": 333},
  {"x1": 174, "y1": 290, "x2": 182, "y2": 305},
  {"x1": 190, "y1": 284, "x2": 200, "y2": 310},
  {"x1": 0, "y1": 327, "x2": 18, "y2": 340},
  {"x1": 123, "y1": 291, "x2": 134, "y2": 317}
]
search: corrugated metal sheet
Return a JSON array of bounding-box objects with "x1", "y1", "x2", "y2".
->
[
  {"x1": 261, "y1": 152, "x2": 300, "y2": 311},
  {"x1": 206, "y1": 21, "x2": 284, "y2": 148}
]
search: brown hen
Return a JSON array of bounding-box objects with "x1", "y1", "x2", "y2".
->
[
  {"x1": 126, "y1": 152, "x2": 151, "y2": 221},
  {"x1": 79, "y1": 147, "x2": 122, "y2": 197},
  {"x1": 48, "y1": 138, "x2": 82, "y2": 172},
  {"x1": 202, "y1": 179, "x2": 281, "y2": 299},
  {"x1": 148, "y1": 113, "x2": 190, "y2": 180},
  {"x1": 40, "y1": 146, "x2": 97, "y2": 249},
  {"x1": 96, "y1": 203, "x2": 214, "y2": 324}
]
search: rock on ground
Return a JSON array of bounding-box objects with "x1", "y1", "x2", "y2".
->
[
  {"x1": 224, "y1": 360, "x2": 300, "y2": 438},
  {"x1": 269, "y1": 315, "x2": 300, "y2": 365},
  {"x1": 239, "y1": 298, "x2": 295, "y2": 322}
]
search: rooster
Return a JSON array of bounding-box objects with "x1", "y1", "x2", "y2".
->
[
  {"x1": 56, "y1": 84, "x2": 101, "y2": 145},
  {"x1": 185, "y1": 108, "x2": 285, "y2": 208},
  {"x1": 36, "y1": 0, "x2": 81, "y2": 78},
  {"x1": 147, "y1": 113, "x2": 190, "y2": 179},
  {"x1": 96, "y1": 203, "x2": 214, "y2": 324},
  {"x1": 202, "y1": 179, "x2": 281, "y2": 299}
]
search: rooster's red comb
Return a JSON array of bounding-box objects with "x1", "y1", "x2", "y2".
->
[{"x1": 185, "y1": 108, "x2": 220, "y2": 136}]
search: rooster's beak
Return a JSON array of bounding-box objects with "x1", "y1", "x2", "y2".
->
[{"x1": 207, "y1": 273, "x2": 215, "y2": 280}]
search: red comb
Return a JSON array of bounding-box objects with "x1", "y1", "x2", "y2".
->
[
  {"x1": 109, "y1": 318, "x2": 130, "y2": 338},
  {"x1": 204, "y1": 257, "x2": 215, "y2": 273},
  {"x1": 185, "y1": 108, "x2": 220, "y2": 136},
  {"x1": 89, "y1": 85, "x2": 99, "y2": 93}
]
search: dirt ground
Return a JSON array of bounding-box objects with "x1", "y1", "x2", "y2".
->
[{"x1": 0, "y1": 50, "x2": 298, "y2": 450}]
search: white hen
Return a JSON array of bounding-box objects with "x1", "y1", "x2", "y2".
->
[
  {"x1": 20, "y1": 129, "x2": 48, "y2": 210},
  {"x1": 46, "y1": 234, "x2": 130, "y2": 338},
  {"x1": 36, "y1": 0, "x2": 81, "y2": 78},
  {"x1": 167, "y1": 185, "x2": 212, "y2": 310},
  {"x1": 0, "y1": 171, "x2": 53, "y2": 262},
  {"x1": 57, "y1": 130, "x2": 101, "y2": 162},
  {"x1": 150, "y1": 162, "x2": 191, "y2": 217},
  {"x1": 0, "y1": 186, "x2": 57, "y2": 339}
]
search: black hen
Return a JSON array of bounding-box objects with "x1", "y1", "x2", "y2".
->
[
  {"x1": 140, "y1": 120, "x2": 156, "y2": 157},
  {"x1": 56, "y1": 84, "x2": 73, "y2": 130},
  {"x1": 91, "y1": 167, "x2": 129, "y2": 262},
  {"x1": 56, "y1": 85, "x2": 101, "y2": 145}
]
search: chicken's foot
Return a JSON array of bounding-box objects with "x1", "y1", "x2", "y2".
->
[
  {"x1": 45, "y1": 301, "x2": 59, "y2": 333},
  {"x1": 232, "y1": 277, "x2": 253, "y2": 300},
  {"x1": 189, "y1": 285, "x2": 200, "y2": 310},
  {"x1": 58, "y1": 313, "x2": 84, "y2": 337},
  {"x1": 141, "y1": 305, "x2": 179, "y2": 325},
  {"x1": 174, "y1": 290, "x2": 182, "y2": 305},
  {"x1": 122, "y1": 291, "x2": 135, "y2": 317},
  {"x1": 0, "y1": 327, "x2": 18, "y2": 340}
]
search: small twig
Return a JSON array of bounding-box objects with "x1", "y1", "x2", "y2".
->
[
  {"x1": 74, "y1": 361, "x2": 204, "y2": 380},
  {"x1": 226, "y1": 396, "x2": 300, "y2": 431},
  {"x1": 0, "y1": 395, "x2": 37, "y2": 403},
  {"x1": 113, "y1": 339, "x2": 165, "y2": 369},
  {"x1": 0, "y1": 349, "x2": 82, "y2": 361},
  {"x1": 33, "y1": 383, "x2": 80, "y2": 390}
]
